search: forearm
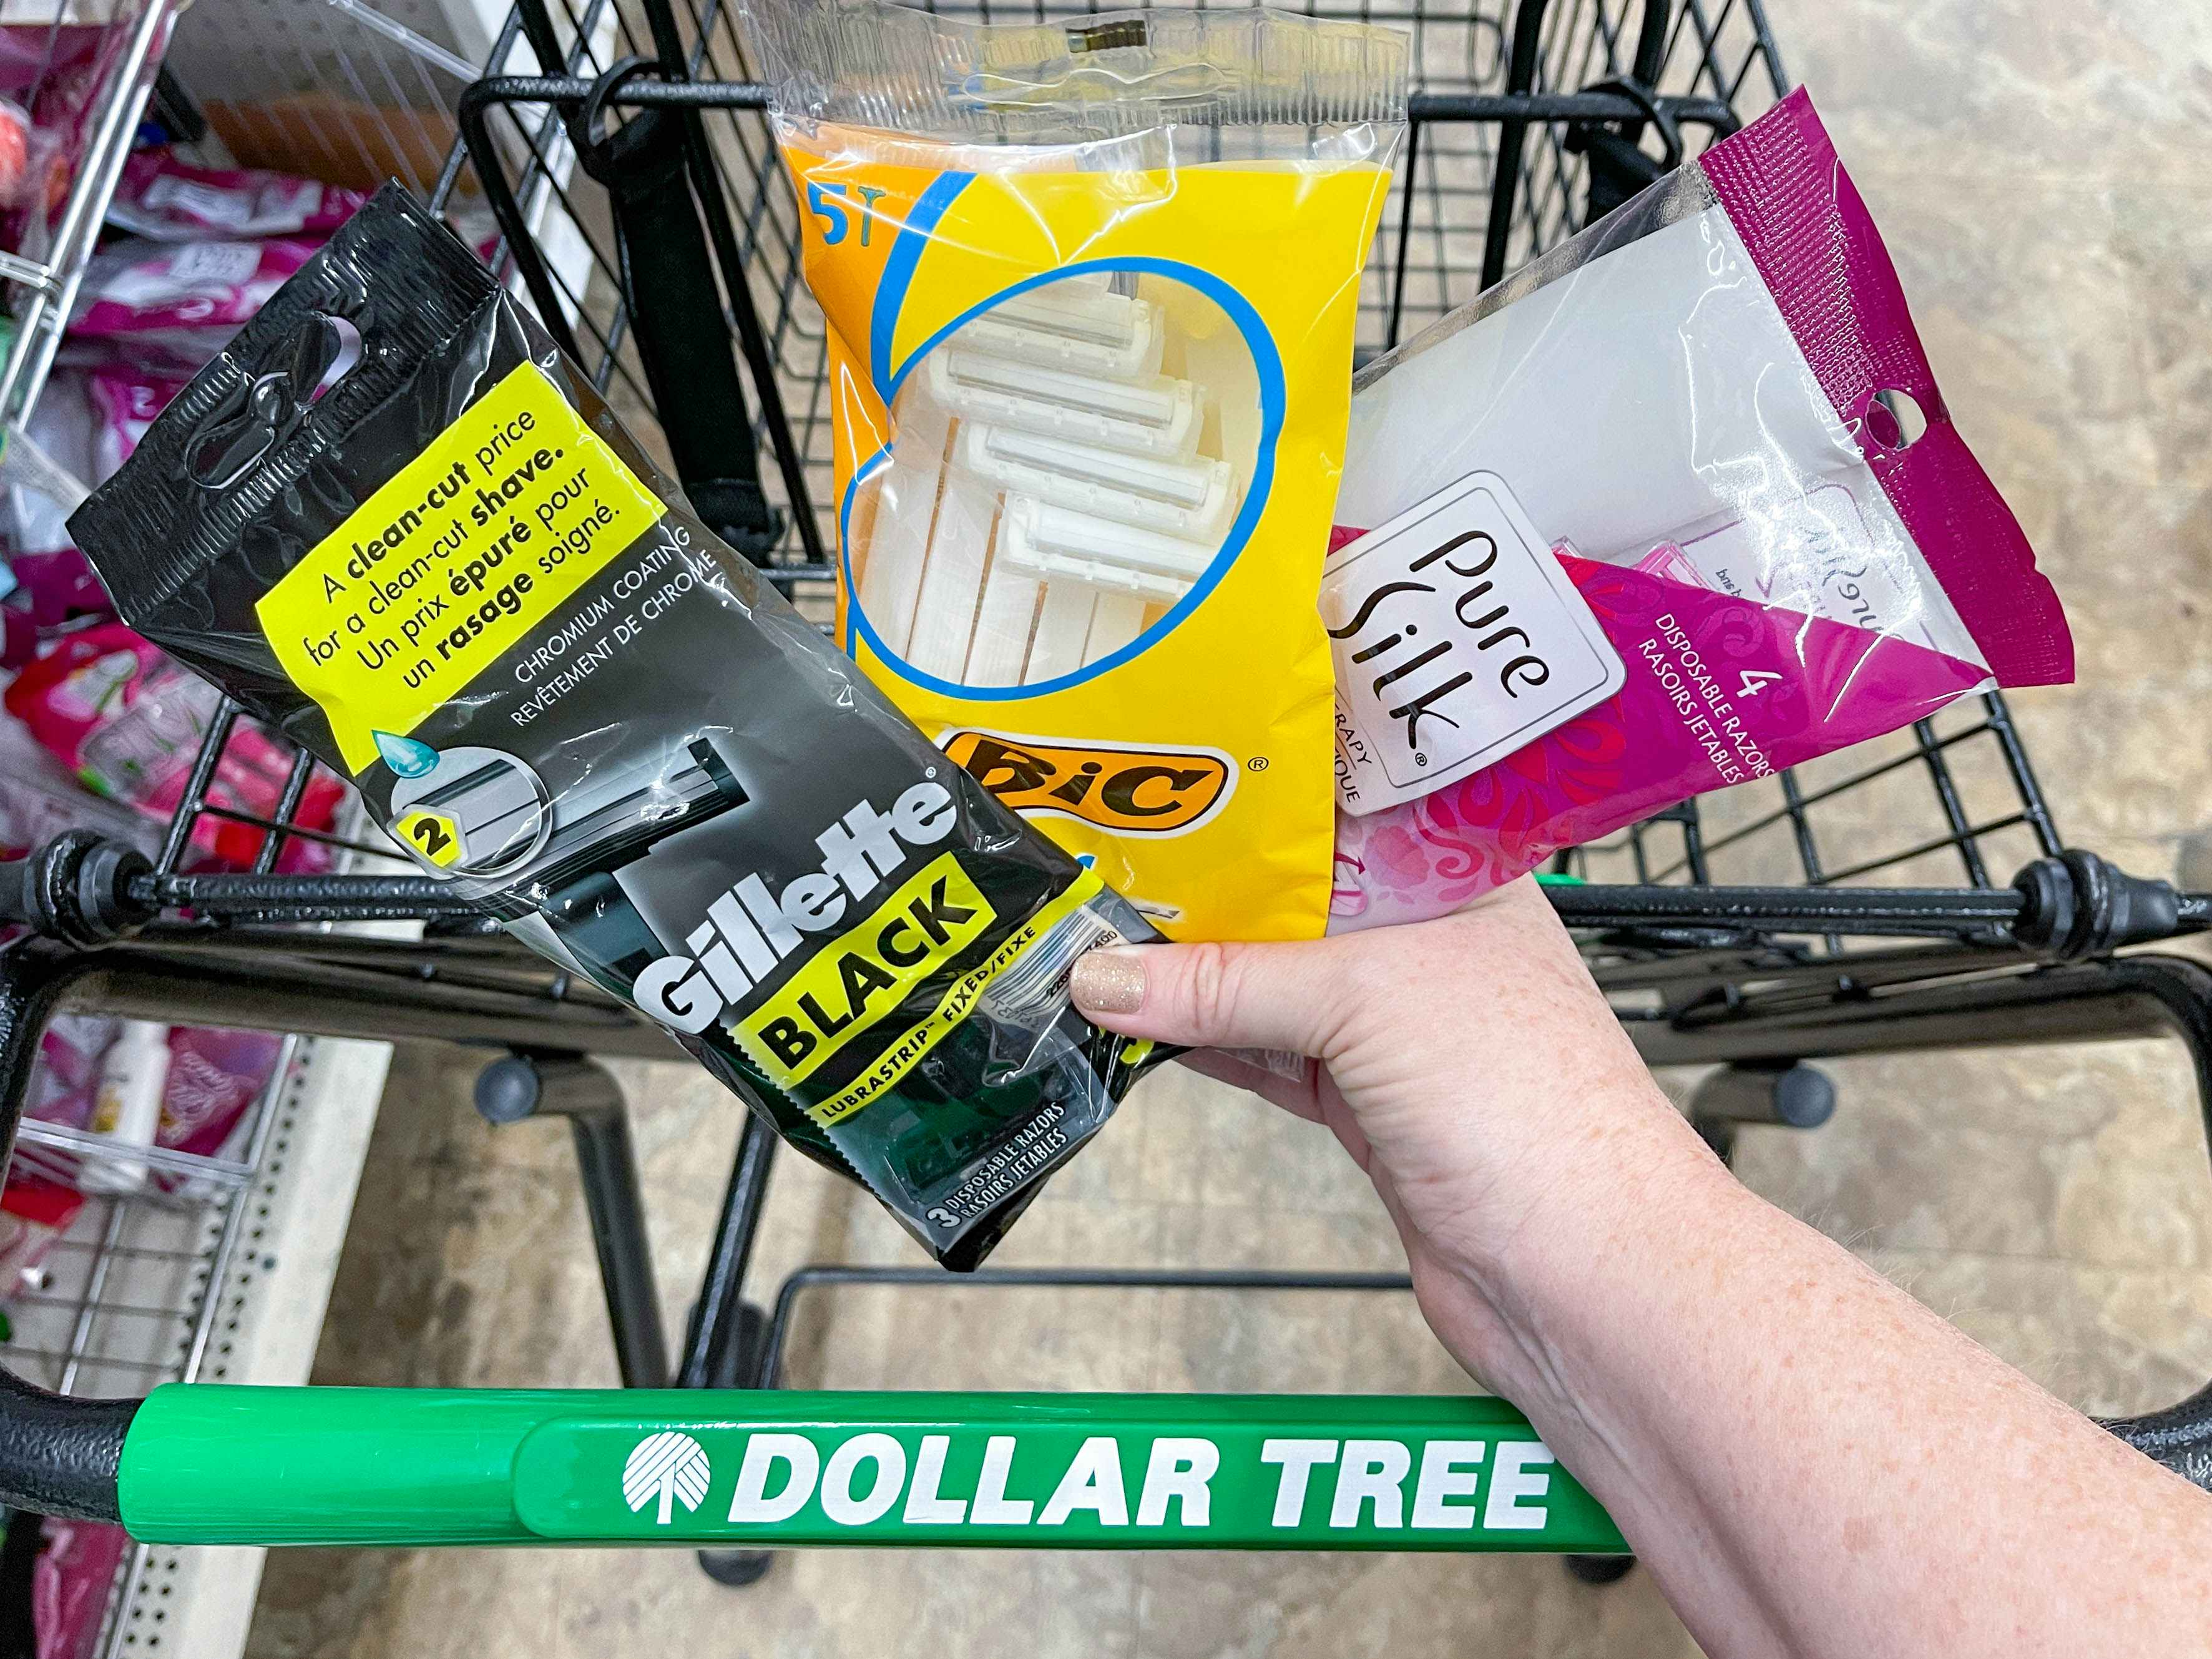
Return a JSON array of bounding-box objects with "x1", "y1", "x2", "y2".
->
[
  {"x1": 1438, "y1": 1110, "x2": 2212, "y2": 1658},
  {"x1": 1064, "y1": 906, "x2": 2212, "y2": 1647}
]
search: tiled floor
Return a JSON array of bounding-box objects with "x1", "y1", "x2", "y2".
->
[{"x1": 245, "y1": 2, "x2": 2212, "y2": 1653}]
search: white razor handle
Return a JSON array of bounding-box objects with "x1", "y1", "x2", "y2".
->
[
  {"x1": 904, "y1": 458, "x2": 1000, "y2": 678},
  {"x1": 959, "y1": 422, "x2": 1238, "y2": 544},
  {"x1": 927, "y1": 350, "x2": 1201, "y2": 459},
  {"x1": 1001, "y1": 496, "x2": 1213, "y2": 606},
  {"x1": 1023, "y1": 582, "x2": 1098, "y2": 683},
  {"x1": 856, "y1": 394, "x2": 952, "y2": 657},
  {"x1": 1083, "y1": 592, "x2": 1150, "y2": 660},
  {"x1": 964, "y1": 546, "x2": 1045, "y2": 686},
  {"x1": 959, "y1": 283, "x2": 1165, "y2": 381}
]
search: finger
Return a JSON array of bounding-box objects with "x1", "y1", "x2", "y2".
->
[{"x1": 1070, "y1": 937, "x2": 1355, "y2": 1058}]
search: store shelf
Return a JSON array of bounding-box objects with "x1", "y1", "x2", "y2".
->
[
  {"x1": 0, "y1": 0, "x2": 179, "y2": 428},
  {"x1": 89, "y1": 1032, "x2": 393, "y2": 1659},
  {"x1": 0, "y1": 5, "x2": 642, "y2": 1653}
]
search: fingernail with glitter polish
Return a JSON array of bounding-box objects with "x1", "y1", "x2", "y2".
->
[{"x1": 1071, "y1": 947, "x2": 1146, "y2": 1017}]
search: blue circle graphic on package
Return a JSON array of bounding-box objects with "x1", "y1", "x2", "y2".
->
[{"x1": 852, "y1": 268, "x2": 1270, "y2": 692}]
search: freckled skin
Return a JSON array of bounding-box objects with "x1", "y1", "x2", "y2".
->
[{"x1": 1074, "y1": 879, "x2": 2212, "y2": 1658}]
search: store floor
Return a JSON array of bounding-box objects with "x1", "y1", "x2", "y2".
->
[{"x1": 245, "y1": 2, "x2": 2212, "y2": 1653}]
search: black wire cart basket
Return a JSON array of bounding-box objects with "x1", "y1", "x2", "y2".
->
[{"x1": 0, "y1": 0, "x2": 2206, "y2": 1585}]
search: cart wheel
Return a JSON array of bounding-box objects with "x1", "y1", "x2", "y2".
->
[
  {"x1": 698, "y1": 1547, "x2": 776, "y2": 1588},
  {"x1": 1565, "y1": 1554, "x2": 1637, "y2": 1585}
]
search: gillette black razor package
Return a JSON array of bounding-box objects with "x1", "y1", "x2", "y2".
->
[{"x1": 70, "y1": 186, "x2": 1161, "y2": 1268}]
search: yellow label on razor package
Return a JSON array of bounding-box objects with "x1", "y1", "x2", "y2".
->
[
  {"x1": 256, "y1": 363, "x2": 664, "y2": 773},
  {"x1": 393, "y1": 806, "x2": 466, "y2": 867},
  {"x1": 798, "y1": 868, "x2": 1105, "y2": 1128},
  {"x1": 738, "y1": 849, "x2": 998, "y2": 1088},
  {"x1": 783, "y1": 129, "x2": 1391, "y2": 944}
]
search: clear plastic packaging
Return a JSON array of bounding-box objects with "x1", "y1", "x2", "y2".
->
[
  {"x1": 105, "y1": 152, "x2": 370, "y2": 242},
  {"x1": 3, "y1": 622, "x2": 343, "y2": 873},
  {"x1": 1325, "y1": 91, "x2": 2072, "y2": 927},
  {"x1": 0, "y1": 713, "x2": 152, "y2": 866},
  {"x1": 2, "y1": 384, "x2": 94, "y2": 557},
  {"x1": 747, "y1": 0, "x2": 1406, "y2": 941}
]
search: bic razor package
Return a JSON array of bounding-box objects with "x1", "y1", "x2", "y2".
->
[{"x1": 755, "y1": 0, "x2": 1407, "y2": 942}]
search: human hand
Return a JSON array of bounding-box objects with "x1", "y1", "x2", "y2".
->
[
  {"x1": 1069, "y1": 878, "x2": 1724, "y2": 1385},
  {"x1": 1079, "y1": 884, "x2": 2212, "y2": 1657}
]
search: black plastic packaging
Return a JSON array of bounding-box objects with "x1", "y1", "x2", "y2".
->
[{"x1": 69, "y1": 186, "x2": 1160, "y2": 1268}]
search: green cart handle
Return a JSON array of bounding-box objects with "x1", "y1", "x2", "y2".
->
[
  {"x1": 4, "y1": 844, "x2": 2211, "y2": 1546},
  {"x1": 22, "y1": 1364, "x2": 2212, "y2": 1551},
  {"x1": 7, "y1": 1370, "x2": 1630, "y2": 1552},
  {"x1": 16, "y1": 1364, "x2": 2210, "y2": 1549}
]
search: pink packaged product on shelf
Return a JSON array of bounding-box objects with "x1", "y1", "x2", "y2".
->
[
  {"x1": 1324, "y1": 90, "x2": 2072, "y2": 930},
  {"x1": 106, "y1": 152, "x2": 370, "y2": 242},
  {"x1": 0, "y1": 546, "x2": 112, "y2": 672},
  {"x1": 19, "y1": 1014, "x2": 117, "y2": 1133},
  {"x1": 159, "y1": 1026, "x2": 282, "y2": 1160},
  {"x1": 86, "y1": 363, "x2": 188, "y2": 478},
  {"x1": 0, "y1": 94, "x2": 27, "y2": 206},
  {"x1": 11, "y1": 1018, "x2": 276, "y2": 1201},
  {"x1": 0, "y1": 27, "x2": 135, "y2": 254},
  {"x1": 67, "y1": 236, "x2": 323, "y2": 367},
  {"x1": 3, "y1": 622, "x2": 343, "y2": 871},
  {"x1": 6, "y1": 549, "x2": 108, "y2": 625},
  {"x1": 32, "y1": 1515, "x2": 129, "y2": 1659}
]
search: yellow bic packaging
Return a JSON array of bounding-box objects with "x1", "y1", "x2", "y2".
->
[{"x1": 784, "y1": 130, "x2": 1396, "y2": 941}]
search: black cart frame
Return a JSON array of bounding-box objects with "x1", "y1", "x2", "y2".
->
[{"x1": 0, "y1": 0, "x2": 2206, "y2": 1582}]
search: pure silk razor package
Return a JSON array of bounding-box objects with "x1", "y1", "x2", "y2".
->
[{"x1": 1323, "y1": 91, "x2": 2074, "y2": 928}]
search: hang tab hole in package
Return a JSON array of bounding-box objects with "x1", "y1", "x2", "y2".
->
[
  {"x1": 746, "y1": 0, "x2": 1410, "y2": 942},
  {"x1": 68, "y1": 187, "x2": 1172, "y2": 1271}
]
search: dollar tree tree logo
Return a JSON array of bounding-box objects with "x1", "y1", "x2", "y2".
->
[{"x1": 622, "y1": 1431, "x2": 713, "y2": 1525}]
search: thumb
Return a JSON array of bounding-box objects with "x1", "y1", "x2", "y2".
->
[{"x1": 1068, "y1": 938, "x2": 1353, "y2": 1058}]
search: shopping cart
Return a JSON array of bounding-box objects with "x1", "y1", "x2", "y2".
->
[{"x1": 0, "y1": 0, "x2": 2205, "y2": 1590}]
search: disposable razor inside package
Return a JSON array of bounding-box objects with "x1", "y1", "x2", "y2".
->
[
  {"x1": 754, "y1": 0, "x2": 1409, "y2": 942},
  {"x1": 1319, "y1": 90, "x2": 2072, "y2": 928},
  {"x1": 859, "y1": 274, "x2": 1243, "y2": 697},
  {"x1": 69, "y1": 187, "x2": 1162, "y2": 1270}
]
